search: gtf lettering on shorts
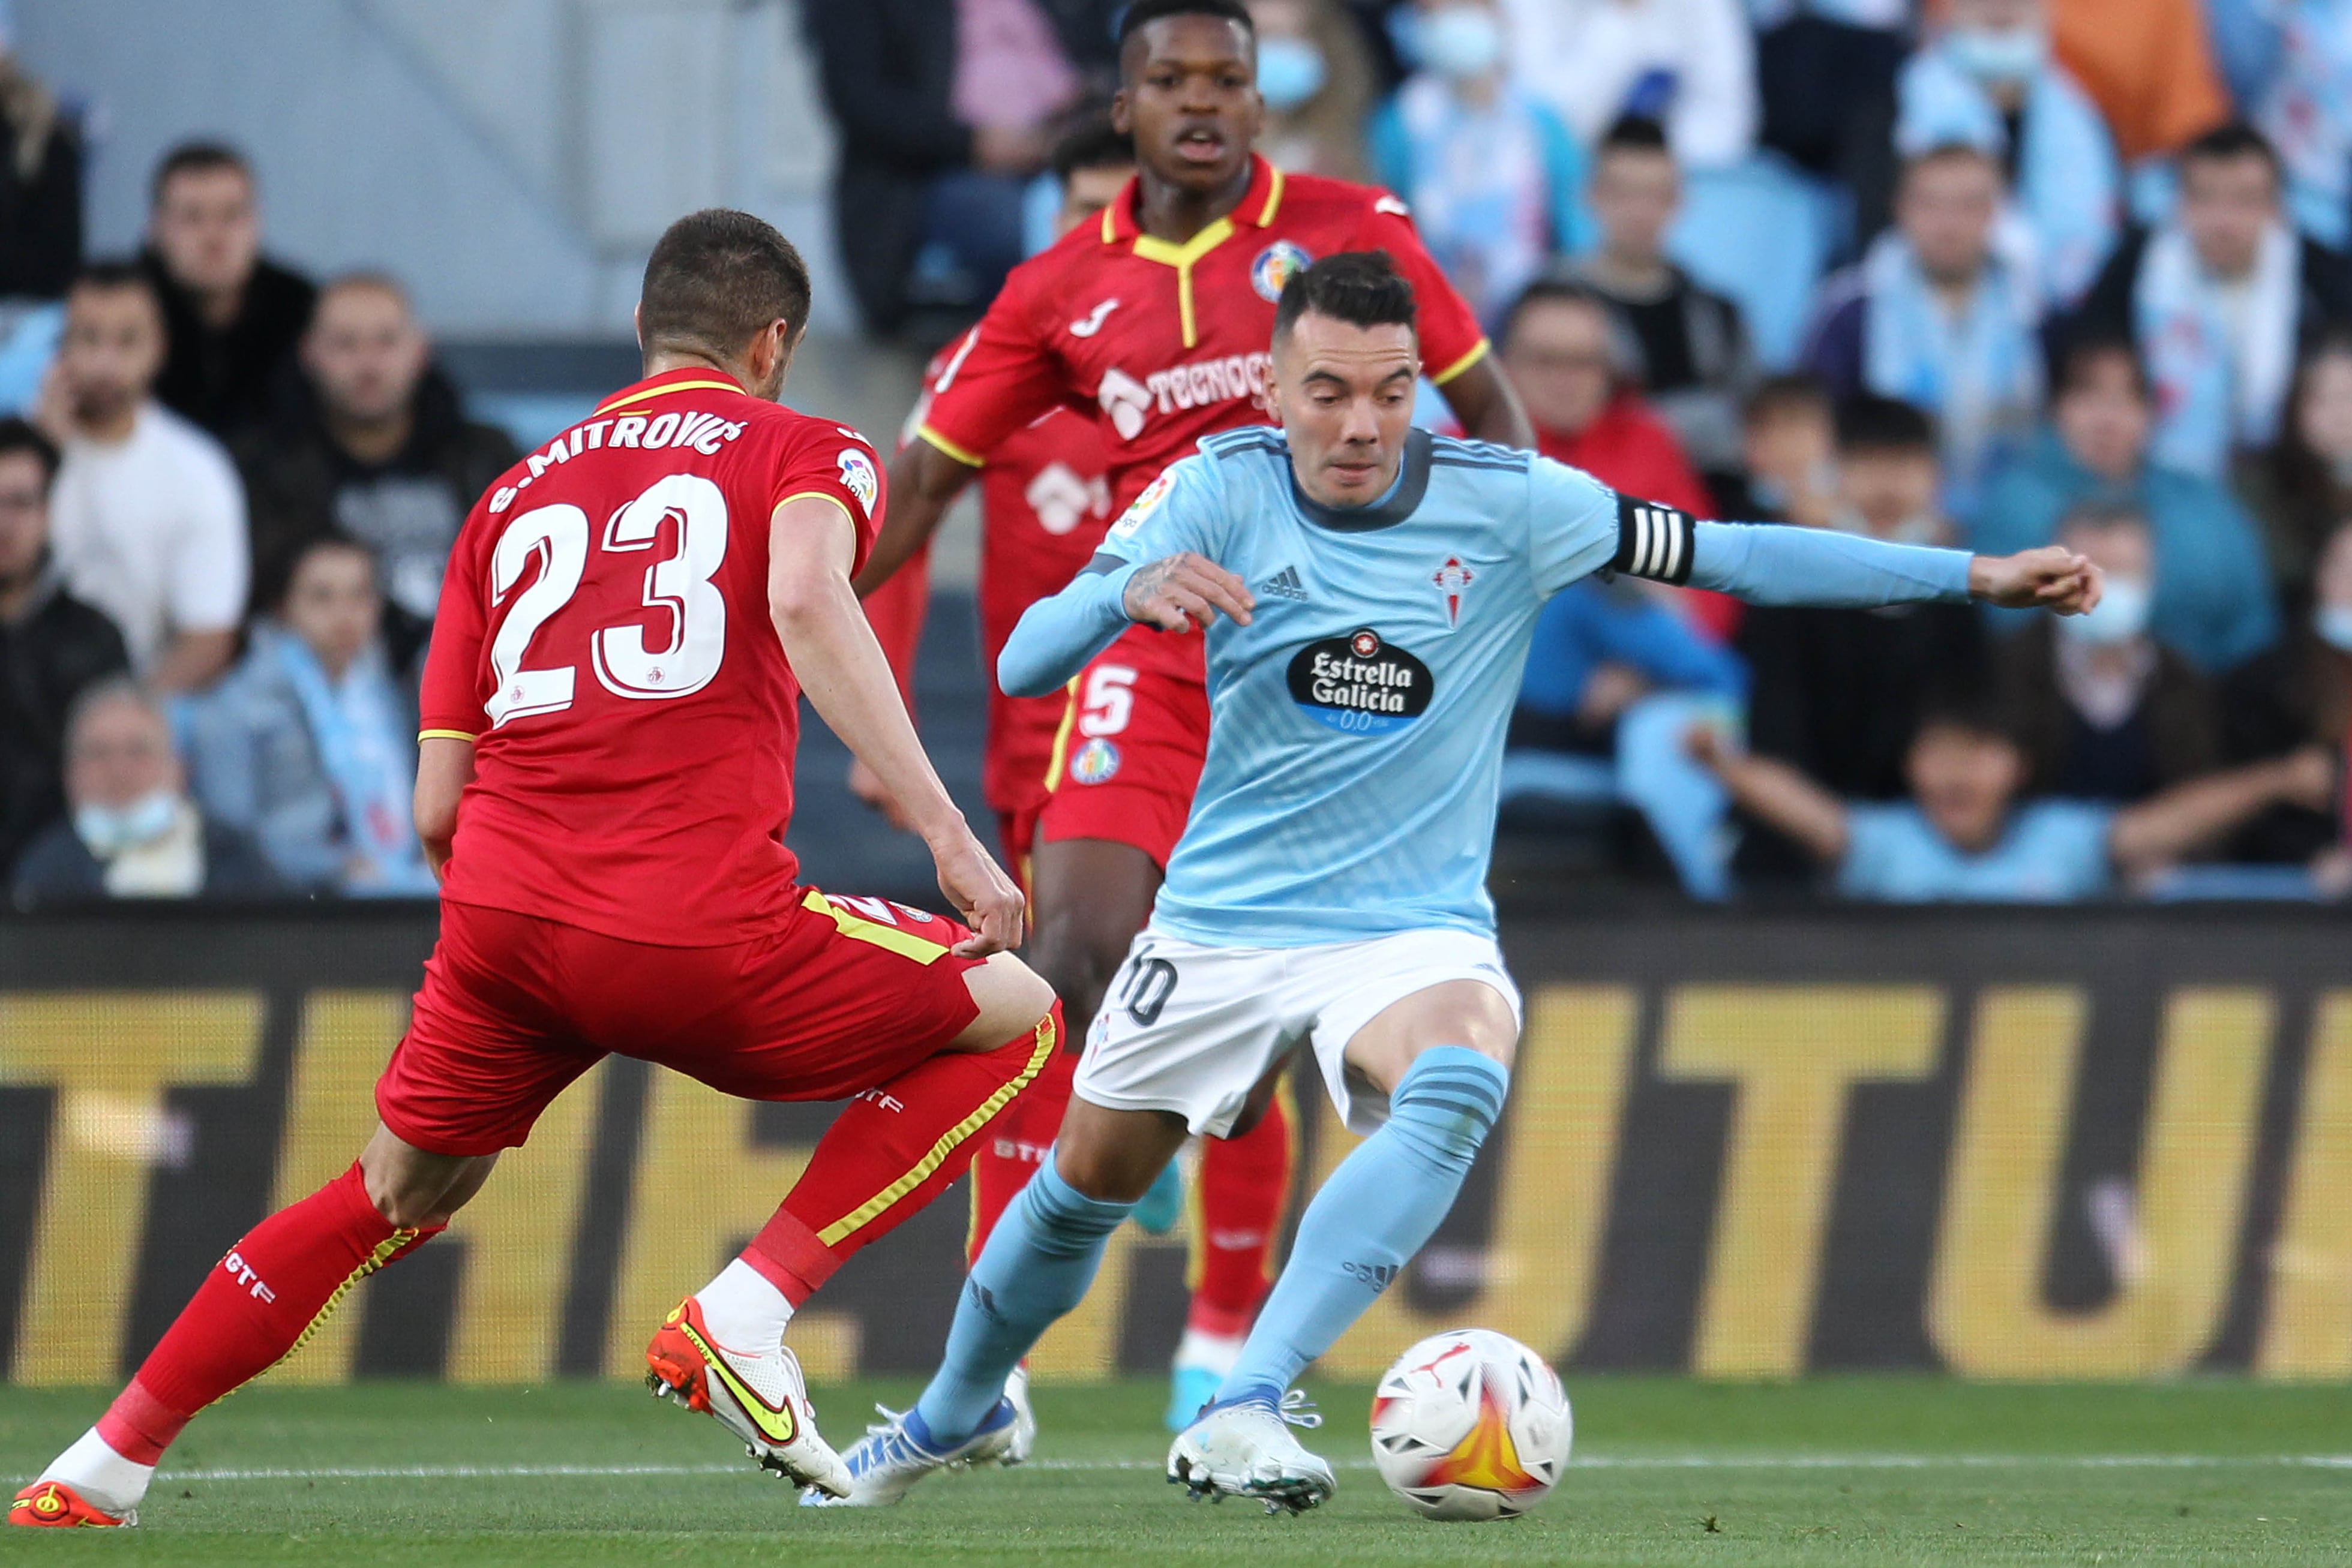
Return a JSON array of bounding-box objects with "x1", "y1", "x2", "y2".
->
[{"x1": 1285, "y1": 629, "x2": 1433, "y2": 735}]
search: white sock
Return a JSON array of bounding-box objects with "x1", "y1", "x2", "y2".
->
[
  {"x1": 1172, "y1": 1327, "x2": 1246, "y2": 1377},
  {"x1": 42, "y1": 1428, "x2": 154, "y2": 1513},
  {"x1": 694, "y1": 1258, "x2": 794, "y2": 1353}
]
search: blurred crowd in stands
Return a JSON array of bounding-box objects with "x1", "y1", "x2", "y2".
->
[{"x1": 9, "y1": 0, "x2": 2352, "y2": 906}]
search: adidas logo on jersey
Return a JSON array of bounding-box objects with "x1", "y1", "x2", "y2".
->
[{"x1": 1261, "y1": 565, "x2": 1309, "y2": 602}]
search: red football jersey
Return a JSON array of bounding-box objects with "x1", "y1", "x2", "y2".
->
[
  {"x1": 917, "y1": 155, "x2": 1489, "y2": 686},
  {"x1": 419, "y1": 368, "x2": 884, "y2": 947}
]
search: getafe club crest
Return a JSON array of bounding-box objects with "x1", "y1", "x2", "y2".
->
[
  {"x1": 1070, "y1": 737, "x2": 1121, "y2": 784},
  {"x1": 836, "y1": 446, "x2": 879, "y2": 513},
  {"x1": 1433, "y1": 557, "x2": 1474, "y2": 626},
  {"x1": 1251, "y1": 241, "x2": 1314, "y2": 302}
]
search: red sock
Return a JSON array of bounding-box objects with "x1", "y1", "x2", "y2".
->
[
  {"x1": 98, "y1": 1161, "x2": 439, "y2": 1464},
  {"x1": 965, "y1": 1049, "x2": 1076, "y2": 1265},
  {"x1": 743, "y1": 1003, "x2": 1061, "y2": 1305},
  {"x1": 1187, "y1": 1085, "x2": 1295, "y2": 1338}
]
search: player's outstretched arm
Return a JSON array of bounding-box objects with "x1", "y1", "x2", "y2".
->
[
  {"x1": 854, "y1": 438, "x2": 974, "y2": 598},
  {"x1": 770, "y1": 497, "x2": 1024, "y2": 955},
  {"x1": 997, "y1": 552, "x2": 1254, "y2": 698},
  {"x1": 1678, "y1": 521, "x2": 2102, "y2": 615},
  {"x1": 413, "y1": 737, "x2": 475, "y2": 883}
]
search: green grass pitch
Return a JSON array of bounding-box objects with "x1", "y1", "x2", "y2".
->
[{"x1": 4, "y1": 1378, "x2": 2347, "y2": 1565}]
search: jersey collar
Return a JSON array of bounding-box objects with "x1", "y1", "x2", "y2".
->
[
  {"x1": 1289, "y1": 428, "x2": 1433, "y2": 533},
  {"x1": 593, "y1": 366, "x2": 749, "y2": 419},
  {"x1": 1097, "y1": 154, "x2": 1286, "y2": 251}
]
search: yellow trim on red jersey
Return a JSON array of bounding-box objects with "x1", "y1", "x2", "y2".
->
[
  {"x1": 918, "y1": 423, "x2": 987, "y2": 468},
  {"x1": 1429, "y1": 337, "x2": 1492, "y2": 388},
  {"x1": 418, "y1": 728, "x2": 478, "y2": 744},
  {"x1": 592, "y1": 379, "x2": 743, "y2": 417},
  {"x1": 1100, "y1": 205, "x2": 1118, "y2": 245},
  {"x1": 1041, "y1": 677, "x2": 1082, "y2": 792},
  {"x1": 800, "y1": 888, "x2": 952, "y2": 965},
  {"x1": 816, "y1": 1011, "x2": 1059, "y2": 1247},
  {"x1": 1256, "y1": 163, "x2": 1286, "y2": 226},
  {"x1": 1130, "y1": 216, "x2": 1237, "y2": 351},
  {"x1": 775, "y1": 490, "x2": 857, "y2": 528}
]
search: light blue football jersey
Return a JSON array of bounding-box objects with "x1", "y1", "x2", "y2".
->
[{"x1": 1094, "y1": 425, "x2": 1623, "y2": 947}]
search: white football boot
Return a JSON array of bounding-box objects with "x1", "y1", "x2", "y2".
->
[
  {"x1": 801, "y1": 1396, "x2": 1021, "y2": 1507},
  {"x1": 1001, "y1": 1365, "x2": 1037, "y2": 1465},
  {"x1": 644, "y1": 1297, "x2": 851, "y2": 1498},
  {"x1": 1166, "y1": 1389, "x2": 1335, "y2": 1515}
]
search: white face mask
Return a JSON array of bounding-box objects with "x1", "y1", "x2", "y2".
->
[
  {"x1": 1943, "y1": 23, "x2": 2048, "y2": 85},
  {"x1": 74, "y1": 789, "x2": 179, "y2": 857},
  {"x1": 2316, "y1": 603, "x2": 2352, "y2": 654},
  {"x1": 1255, "y1": 37, "x2": 1327, "y2": 111},
  {"x1": 1831, "y1": 507, "x2": 1940, "y2": 544},
  {"x1": 1418, "y1": 6, "x2": 1504, "y2": 81},
  {"x1": 2062, "y1": 575, "x2": 2152, "y2": 646}
]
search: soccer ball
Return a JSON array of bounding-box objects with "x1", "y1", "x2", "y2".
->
[{"x1": 1369, "y1": 1328, "x2": 1571, "y2": 1521}]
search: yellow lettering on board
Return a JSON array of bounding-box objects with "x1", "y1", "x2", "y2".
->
[
  {"x1": 2258, "y1": 991, "x2": 2352, "y2": 1378},
  {"x1": 1929, "y1": 988, "x2": 2269, "y2": 1378}
]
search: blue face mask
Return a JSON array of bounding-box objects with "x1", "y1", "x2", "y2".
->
[
  {"x1": 1942, "y1": 24, "x2": 2047, "y2": 85},
  {"x1": 2062, "y1": 575, "x2": 2152, "y2": 646},
  {"x1": 1256, "y1": 37, "x2": 1327, "y2": 111},
  {"x1": 1417, "y1": 6, "x2": 1504, "y2": 81},
  {"x1": 2316, "y1": 604, "x2": 2352, "y2": 654},
  {"x1": 75, "y1": 789, "x2": 178, "y2": 857}
]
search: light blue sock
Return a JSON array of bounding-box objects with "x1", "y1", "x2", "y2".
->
[
  {"x1": 1214, "y1": 1047, "x2": 1508, "y2": 1405},
  {"x1": 913, "y1": 1157, "x2": 1132, "y2": 1444}
]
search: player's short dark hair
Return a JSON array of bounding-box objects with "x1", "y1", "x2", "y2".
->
[
  {"x1": 1913, "y1": 688, "x2": 2026, "y2": 752},
  {"x1": 1049, "y1": 101, "x2": 1134, "y2": 184},
  {"x1": 1835, "y1": 394, "x2": 1937, "y2": 456},
  {"x1": 275, "y1": 529, "x2": 379, "y2": 609},
  {"x1": 150, "y1": 140, "x2": 252, "y2": 208},
  {"x1": 1744, "y1": 372, "x2": 1832, "y2": 429},
  {"x1": 1118, "y1": 0, "x2": 1253, "y2": 49},
  {"x1": 2053, "y1": 329, "x2": 2152, "y2": 402},
  {"x1": 1496, "y1": 276, "x2": 1613, "y2": 350},
  {"x1": 2181, "y1": 120, "x2": 2283, "y2": 184},
  {"x1": 0, "y1": 416, "x2": 61, "y2": 489},
  {"x1": 1598, "y1": 114, "x2": 1671, "y2": 158},
  {"x1": 1274, "y1": 251, "x2": 1417, "y2": 346},
  {"x1": 638, "y1": 209, "x2": 812, "y2": 359}
]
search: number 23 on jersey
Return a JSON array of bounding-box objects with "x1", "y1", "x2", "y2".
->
[{"x1": 485, "y1": 473, "x2": 731, "y2": 727}]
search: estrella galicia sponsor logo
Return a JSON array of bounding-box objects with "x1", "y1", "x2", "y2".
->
[
  {"x1": 1286, "y1": 628, "x2": 1433, "y2": 735},
  {"x1": 1250, "y1": 239, "x2": 1314, "y2": 302},
  {"x1": 1070, "y1": 737, "x2": 1121, "y2": 784}
]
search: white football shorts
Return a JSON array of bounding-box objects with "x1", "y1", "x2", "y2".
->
[{"x1": 1073, "y1": 927, "x2": 1522, "y2": 1137}]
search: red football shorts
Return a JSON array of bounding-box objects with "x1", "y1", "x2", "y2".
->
[
  {"x1": 378, "y1": 889, "x2": 986, "y2": 1155},
  {"x1": 1036, "y1": 654, "x2": 1209, "y2": 870}
]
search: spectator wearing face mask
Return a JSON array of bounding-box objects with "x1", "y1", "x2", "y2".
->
[
  {"x1": 1803, "y1": 143, "x2": 2043, "y2": 526},
  {"x1": 2071, "y1": 122, "x2": 2352, "y2": 482},
  {"x1": 41, "y1": 262, "x2": 249, "y2": 692},
  {"x1": 0, "y1": 416, "x2": 127, "y2": 877},
  {"x1": 1993, "y1": 501, "x2": 2221, "y2": 806},
  {"x1": 1247, "y1": 0, "x2": 1375, "y2": 181},
  {"x1": 1499, "y1": 0, "x2": 1756, "y2": 170},
  {"x1": 1732, "y1": 395, "x2": 1991, "y2": 882},
  {"x1": 237, "y1": 273, "x2": 519, "y2": 678},
  {"x1": 190, "y1": 533, "x2": 433, "y2": 896},
  {"x1": 1567, "y1": 114, "x2": 1753, "y2": 481},
  {"x1": 1716, "y1": 372, "x2": 1838, "y2": 527},
  {"x1": 1690, "y1": 691, "x2": 2334, "y2": 900},
  {"x1": 1893, "y1": 0, "x2": 2122, "y2": 310},
  {"x1": 1370, "y1": 0, "x2": 1586, "y2": 323},
  {"x1": 11, "y1": 678, "x2": 277, "y2": 905},
  {"x1": 2236, "y1": 331, "x2": 2352, "y2": 616},
  {"x1": 1975, "y1": 333, "x2": 2278, "y2": 672},
  {"x1": 139, "y1": 143, "x2": 317, "y2": 441}
]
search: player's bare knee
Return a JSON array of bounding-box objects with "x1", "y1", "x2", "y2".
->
[
  {"x1": 1053, "y1": 1100, "x2": 1185, "y2": 1203},
  {"x1": 953, "y1": 953, "x2": 1056, "y2": 1050}
]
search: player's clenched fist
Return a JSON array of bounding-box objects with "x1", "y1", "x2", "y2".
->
[
  {"x1": 928, "y1": 827, "x2": 1028, "y2": 956},
  {"x1": 1969, "y1": 545, "x2": 2104, "y2": 614},
  {"x1": 1124, "y1": 552, "x2": 1255, "y2": 634}
]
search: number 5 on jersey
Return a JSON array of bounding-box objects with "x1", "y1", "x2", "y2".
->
[{"x1": 485, "y1": 473, "x2": 730, "y2": 728}]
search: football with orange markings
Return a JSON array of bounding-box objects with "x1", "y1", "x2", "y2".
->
[{"x1": 1369, "y1": 1328, "x2": 1571, "y2": 1521}]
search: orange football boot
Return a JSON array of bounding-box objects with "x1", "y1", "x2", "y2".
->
[
  {"x1": 645, "y1": 1296, "x2": 850, "y2": 1497},
  {"x1": 10, "y1": 1480, "x2": 133, "y2": 1528}
]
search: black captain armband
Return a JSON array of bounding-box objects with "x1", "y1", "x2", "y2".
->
[{"x1": 1607, "y1": 495, "x2": 1697, "y2": 586}]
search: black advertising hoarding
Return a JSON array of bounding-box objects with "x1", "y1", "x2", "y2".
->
[{"x1": 2, "y1": 905, "x2": 2348, "y2": 1385}]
